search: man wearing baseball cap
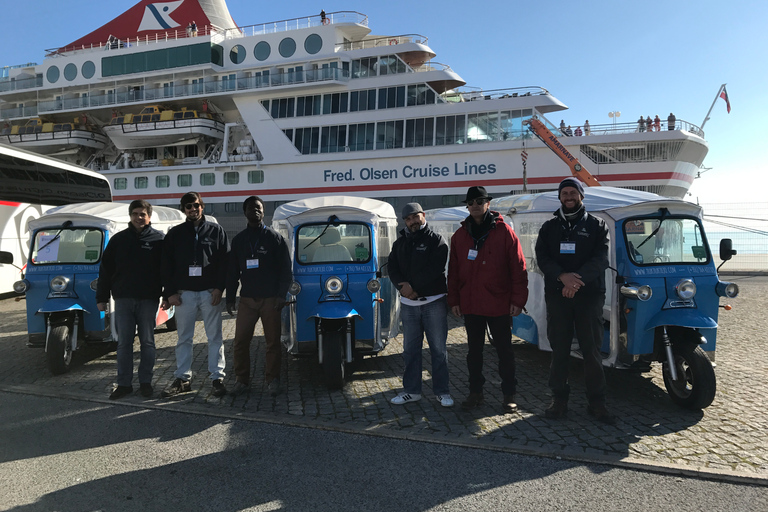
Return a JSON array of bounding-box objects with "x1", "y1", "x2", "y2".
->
[
  {"x1": 535, "y1": 178, "x2": 615, "y2": 424},
  {"x1": 448, "y1": 186, "x2": 529, "y2": 412},
  {"x1": 388, "y1": 203, "x2": 453, "y2": 407}
]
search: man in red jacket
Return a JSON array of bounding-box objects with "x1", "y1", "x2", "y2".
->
[{"x1": 448, "y1": 186, "x2": 529, "y2": 412}]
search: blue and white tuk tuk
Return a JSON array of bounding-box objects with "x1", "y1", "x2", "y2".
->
[
  {"x1": 427, "y1": 187, "x2": 738, "y2": 409},
  {"x1": 272, "y1": 196, "x2": 399, "y2": 389}
]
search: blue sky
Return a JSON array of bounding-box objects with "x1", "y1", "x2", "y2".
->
[{"x1": 0, "y1": 0, "x2": 763, "y2": 203}]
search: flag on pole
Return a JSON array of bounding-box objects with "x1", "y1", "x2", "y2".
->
[{"x1": 719, "y1": 86, "x2": 731, "y2": 113}]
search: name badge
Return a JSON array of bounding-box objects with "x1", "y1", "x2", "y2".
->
[
  {"x1": 560, "y1": 242, "x2": 576, "y2": 254},
  {"x1": 189, "y1": 265, "x2": 202, "y2": 276},
  {"x1": 247, "y1": 258, "x2": 259, "y2": 269},
  {"x1": 467, "y1": 249, "x2": 478, "y2": 261}
]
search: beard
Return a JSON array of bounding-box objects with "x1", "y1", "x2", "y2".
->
[{"x1": 562, "y1": 200, "x2": 583, "y2": 214}]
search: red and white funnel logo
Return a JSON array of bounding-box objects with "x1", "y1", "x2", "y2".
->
[{"x1": 138, "y1": 0, "x2": 184, "y2": 32}]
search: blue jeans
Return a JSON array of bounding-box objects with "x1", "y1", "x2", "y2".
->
[
  {"x1": 114, "y1": 298, "x2": 158, "y2": 387},
  {"x1": 400, "y1": 296, "x2": 449, "y2": 395},
  {"x1": 174, "y1": 289, "x2": 225, "y2": 381}
]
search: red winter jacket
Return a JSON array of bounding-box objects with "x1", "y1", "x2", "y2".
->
[{"x1": 447, "y1": 212, "x2": 528, "y2": 316}]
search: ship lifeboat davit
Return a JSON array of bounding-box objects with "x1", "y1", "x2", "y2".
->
[
  {"x1": 103, "y1": 106, "x2": 225, "y2": 150},
  {"x1": 0, "y1": 118, "x2": 109, "y2": 155}
]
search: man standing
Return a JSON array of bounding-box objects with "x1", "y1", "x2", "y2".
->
[
  {"x1": 161, "y1": 192, "x2": 229, "y2": 398},
  {"x1": 388, "y1": 203, "x2": 452, "y2": 407},
  {"x1": 448, "y1": 186, "x2": 528, "y2": 412},
  {"x1": 535, "y1": 177, "x2": 614, "y2": 424},
  {"x1": 97, "y1": 200, "x2": 164, "y2": 399},
  {"x1": 226, "y1": 196, "x2": 292, "y2": 397}
]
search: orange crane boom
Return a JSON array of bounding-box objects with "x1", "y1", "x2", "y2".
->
[{"x1": 523, "y1": 117, "x2": 601, "y2": 187}]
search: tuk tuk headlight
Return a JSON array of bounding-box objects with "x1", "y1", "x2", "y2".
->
[
  {"x1": 288, "y1": 281, "x2": 301, "y2": 296},
  {"x1": 620, "y1": 284, "x2": 653, "y2": 301},
  {"x1": 675, "y1": 279, "x2": 696, "y2": 300},
  {"x1": 367, "y1": 279, "x2": 381, "y2": 293},
  {"x1": 325, "y1": 276, "x2": 343, "y2": 294},
  {"x1": 50, "y1": 275, "x2": 70, "y2": 292},
  {"x1": 90, "y1": 278, "x2": 99, "y2": 292},
  {"x1": 13, "y1": 279, "x2": 29, "y2": 294},
  {"x1": 716, "y1": 281, "x2": 739, "y2": 298}
]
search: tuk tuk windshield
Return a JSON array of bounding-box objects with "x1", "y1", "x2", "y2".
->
[
  {"x1": 31, "y1": 228, "x2": 104, "y2": 265},
  {"x1": 296, "y1": 223, "x2": 371, "y2": 264},
  {"x1": 623, "y1": 217, "x2": 709, "y2": 265}
]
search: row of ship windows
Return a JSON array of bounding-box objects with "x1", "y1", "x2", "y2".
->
[
  {"x1": 113, "y1": 170, "x2": 265, "y2": 190},
  {"x1": 263, "y1": 84, "x2": 440, "y2": 118}
]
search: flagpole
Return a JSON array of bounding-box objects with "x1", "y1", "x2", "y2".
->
[{"x1": 700, "y1": 83, "x2": 726, "y2": 131}]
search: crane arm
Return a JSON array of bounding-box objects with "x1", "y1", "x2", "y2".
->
[{"x1": 523, "y1": 117, "x2": 601, "y2": 187}]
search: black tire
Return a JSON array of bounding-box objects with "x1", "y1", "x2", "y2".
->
[
  {"x1": 662, "y1": 342, "x2": 716, "y2": 409},
  {"x1": 47, "y1": 324, "x2": 73, "y2": 375},
  {"x1": 322, "y1": 330, "x2": 345, "y2": 390}
]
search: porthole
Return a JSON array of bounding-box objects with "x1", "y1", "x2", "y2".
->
[
  {"x1": 64, "y1": 63, "x2": 77, "y2": 81},
  {"x1": 304, "y1": 34, "x2": 322, "y2": 55},
  {"x1": 46, "y1": 66, "x2": 60, "y2": 84},
  {"x1": 279, "y1": 37, "x2": 296, "y2": 58},
  {"x1": 230, "y1": 44, "x2": 246, "y2": 64},
  {"x1": 254, "y1": 41, "x2": 271, "y2": 61},
  {"x1": 81, "y1": 61, "x2": 96, "y2": 79}
]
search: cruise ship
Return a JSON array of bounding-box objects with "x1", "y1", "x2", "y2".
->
[{"x1": 0, "y1": 0, "x2": 709, "y2": 230}]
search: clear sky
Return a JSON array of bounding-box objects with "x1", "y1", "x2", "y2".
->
[{"x1": 0, "y1": 0, "x2": 764, "y2": 204}]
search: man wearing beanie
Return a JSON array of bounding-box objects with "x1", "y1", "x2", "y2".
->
[
  {"x1": 448, "y1": 186, "x2": 529, "y2": 413},
  {"x1": 388, "y1": 203, "x2": 452, "y2": 407},
  {"x1": 535, "y1": 178, "x2": 615, "y2": 424},
  {"x1": 226, "y1": 196, "x2": 292, "y2": 397}
]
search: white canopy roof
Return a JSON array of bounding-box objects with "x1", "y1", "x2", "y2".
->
[
  {"x1": 273, "y1": 196, "x2": 397, "y2": 226},
  {"x1": 28, "y1": 202, "x2": 188, "y2": 235}
]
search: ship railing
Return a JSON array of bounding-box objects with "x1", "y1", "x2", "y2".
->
[
  {"x1": 442, "y1": 86, "x2": 552, "y2": 102},
  {"x1": 337, "y1": 34, "x2": 428, "y2": 51},
  {"x1": 555, "y1": 119, "x2": 704, "y2": 138},
  {"x1": 0, "y1": 75, "x2": 44, "y2": 93},
  {"x1": 220, "y1": 11, "x2": 368, "y2": 40},
  {"x1": 410, "y1": 62, "x2": 453, "y2": 73}
]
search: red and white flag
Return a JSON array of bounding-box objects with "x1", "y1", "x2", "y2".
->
[{"x1": 719, "y1": 86, "x2": 731, "y2": 113}]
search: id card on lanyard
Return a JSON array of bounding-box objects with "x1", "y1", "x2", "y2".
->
[
  {"x1": 190, "y1": 225, "x2": 204, "y2": 276},
  {"x1": 560, "y1": 242, "x2": 576, "y2": 254}
]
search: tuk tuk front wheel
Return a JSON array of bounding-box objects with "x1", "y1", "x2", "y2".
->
[
  {"x1": 322, "y1": 330, "x2": 345, "y2": 390},
  {"x1": 662, "y1": 341, "x2": 716, "y2": 410},
  {"x1": 47, "y1": 324, "x2": 73, "y2": 375}
]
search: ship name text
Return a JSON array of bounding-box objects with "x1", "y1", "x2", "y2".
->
[{"x1": 323, "y1": 162, "x2": 497, "y2": 182}]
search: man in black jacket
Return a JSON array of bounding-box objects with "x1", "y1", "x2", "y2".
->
[
  {"x1": 388, "y1": 203, "x2": 452, "y2": 407},
  {"x1": 226, "y1": 196, "x2": 292, "y2": 397},
  {"x1": 535, "y1": 178, "x2": 614, "y2": 424},
  {"x1": 161, "y1": 192, "x2": 229, "y2": 398},
  {"x1": 97, "y1": 200, "x2": 164, "y2": 399}
]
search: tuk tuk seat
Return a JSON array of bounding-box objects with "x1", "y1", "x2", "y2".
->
[{"x1": 313, "y1": 228, "x2": 352, "y2": 262}]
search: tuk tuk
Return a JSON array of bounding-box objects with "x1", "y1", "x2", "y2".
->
[
  {"x1": 426, "y1": 187, "x2": 738, "y2": 409},
  {"x1": 272, "y1": 196, "x2": 399, "y2": 389},
  {"x1": 1, "y1": 202, "x2": 187, "y2": 374}
]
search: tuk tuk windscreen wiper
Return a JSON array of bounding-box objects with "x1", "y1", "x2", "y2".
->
[
  {"x1": 636, "y1": 209, "x2": 668, "y2": 250},
  {"x1": 302, "y1": 215, "x2": 339, "y2": 250},
  {"x1": 35, "y1": 221, "x2": 73, "y2": 254}
]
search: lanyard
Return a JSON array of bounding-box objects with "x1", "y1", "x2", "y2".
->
[
  {"x1": 193, "y1": 224, "x2": 204, "y2": 265},
  {"x1": 249, "y1": 226, "x2": 265, "y2": 258}
]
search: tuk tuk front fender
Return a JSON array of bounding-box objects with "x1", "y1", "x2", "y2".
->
[
  {"x1": 305, "y1": 304, "x2": 362, "y2": 322},
  {"x1": 36, "y1": 300, "x2": 91, "y2": 315},
  {"x1": 644, "y1": 309, "x2": 717, "y2": 331}
]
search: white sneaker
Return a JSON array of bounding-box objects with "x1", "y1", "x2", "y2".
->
[
  {"x1": 390, "y1": 392, "x2": 422, "y2": 405},
  {"x1": 436, "y1": 394, "x2": 454, "y2": 408}
]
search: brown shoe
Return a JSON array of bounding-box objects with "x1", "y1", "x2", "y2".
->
[
  {"x1": 587, "y1": 403, "x2": 616, "y2": 425},
  {"x1": 544, "y1": 399, "x2": 568, "y2": 419},
  {"x1": 461, "y1": 392, "x2": 484, "y2": 410},
  {"x1": 503, "y1": 394, "x2": 518, "y2": 413}
]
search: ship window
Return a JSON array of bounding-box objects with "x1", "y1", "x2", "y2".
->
[
  {"x1": 407, "y1": 84, "x2": 436, "y2": 106},
  {"x1": 436, "y1": 115, "x2": 466, "y2": 145},
  {"x1": 114, "y1": 177, "x2": 127, "y2": 190},
  {"x1": 351, "y1": 57, "x2": 376, "y2": 79},
  {"x1": 156, "y1": 175, "x2": 170, "y2": 188},
  {"x1": 247, "y1": 170, "x2": 264, "y2": 184},
  {"x1": 304, "y1": 34, "x2": 322, "y2": 55},
  {"x1": 46, "y1": 66, "x2": 60, "y2": 84},
  {"x1": 376, "y1": 120, "x2": 404, "y2": 150},
  {"x1": 296, "y1": 95, "x2": 321, "y2": 117},
  {"x1": 350, "y1": 89, "x2": 376, "y2": 112},
  {"x1": 200, "y1": 173, "x2": 215, "y2": 186},
  {"x1": 322, "y1": 92, "x2": 348, "y2": 114},
  {"x1": 230, "y1": 45, "x2": 246, "y2": 64},
  {"x1": 294, "y1": 127, "x2": 320, "y2": 154},
  {"x1": 82, "y1": 61, "x2": 96, "y2": 79},
  {"x1": 321, "y1": 125, "x2": 347, "y2": 153},
  {"x1": 348, "y1": 123, "x2": 375, "y2": 151},
  {"x1": 405, "y1": 118, "x2": 434, "y2": 148},
  {"x1": 224, "y1": 202, "x2": 241, "y2": 213},
  {"x1": 254, "y1": 41, "x2": 271, "y2": 61},
  {"x1": 134, "y1": 176, "x2": 148, "y2": 189},
  {"x1": 278, "y1": 38, "x2": 296, "y2": 58},
  {"x1": 223, "y1": 172, "x2": 239, "y2": 185},
  {"x1": 184, "y1": 145, "x2": 198, "y2": 158},
  {"x1": 177, "y1": 174, "x2": 192, "y2": 187},
  {"x1": 145, "y1": 148, "x2": 157, "y2": 159},
  {"x1": 64, "y1": 63, "x2": 77, "y2": 81},
  {"x1": 210, "y1": 44, "x2": 224, "y2": 66}
]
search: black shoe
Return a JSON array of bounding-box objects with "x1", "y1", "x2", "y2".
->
[
  {"x1": 161, "y1": 378, "x2": 192, "y2": 398},
  {"x1": 140, "y1": 383, "x2": 153, "y2": 398},
  {"x1": 587, "y1": 403, "x2": 616, "y2": 425},
  {"x1": 544, "y1": 399, "x2": 568, "y2": 419},
  {"x1": 502, "y1": 394, "x2": 518, "y2": 413},
  {"x1": 231, "y1": 380, "x2": 250, "y2": 396},
  {"x1": 109, "y1": 385, "x2": 133, "y2": 400},
  {"x1": 212, "y1": 379, "x2": 227, "y2": 397},
  {"x1": 461, "y1": 392, "x2": 484, "y2": 410}
]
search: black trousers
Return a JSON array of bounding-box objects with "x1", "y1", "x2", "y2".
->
[
  {"x1": 545, "y1": 292, "x2": 607, "y2": 404},
  {"x1": 464, "y1": 314, "x2": 516, "y2": 395}
]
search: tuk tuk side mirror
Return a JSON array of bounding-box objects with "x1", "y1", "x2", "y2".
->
[
  {"x1": 719, "y1": 239, "x2": 737, "y2": 262},
  {"x1": 0, "y1": 251, "x2": 13, "y2": 265}
]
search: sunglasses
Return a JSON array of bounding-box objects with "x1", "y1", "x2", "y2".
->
[
  {"x1": 184, "y1": 203, "x2": 202, "y2": 210},
  {"x1": 466, "y1": 198, "x2": 487, "y2": 206}
]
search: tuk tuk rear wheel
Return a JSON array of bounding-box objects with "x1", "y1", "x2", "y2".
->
[
  {"x1": 662, "y1": 342, "x2": 716, "y2": 410},
  {"x1": 47, "y1": 324, "x2": 73, "y2": 375},
  {"x1": 322, "y1": 330, "x2": 345, "y2": 390}
]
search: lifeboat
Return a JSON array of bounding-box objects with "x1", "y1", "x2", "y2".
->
[
  {"x1": 102, "y1": 105, "x2": 225, "y2": 150},
  {"x1": 0, "y1": 118, "x2": 109, "y2": 155}
]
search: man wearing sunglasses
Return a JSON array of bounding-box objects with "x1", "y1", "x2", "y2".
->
[
  {"x1": 161, "y1": 192, "x2": 230, "y2": 398},
  {"x1": 448, "y1": 186, "x2": 528, "y2": 412}
]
